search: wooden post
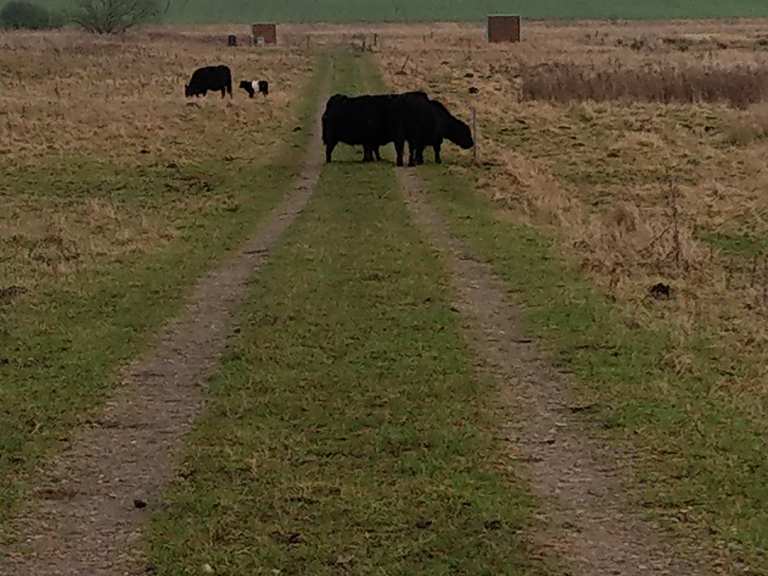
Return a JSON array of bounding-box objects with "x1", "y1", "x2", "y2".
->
[
  {"x1": 670, "y1": 184, "x2": 681, "y2": 271},
  {"x1": 751, "y1": 253, "x2": 758, "y2": 287},
  {"x1": 398, "y1": 55, "x2": 410, "y2": 75},
  {"x1": 488, "y1": 15, "x2": 521, "y2": 43},
  {"x1": 763, "y1": 256, "x2": 768, "y2": 307}
]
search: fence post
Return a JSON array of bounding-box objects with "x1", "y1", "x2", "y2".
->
[{"x1": 763, "y1": 255, "x2": 768, "y2": 307}]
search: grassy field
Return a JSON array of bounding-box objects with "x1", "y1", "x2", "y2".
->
[
  {"x1": 146, "y1": 50, "x2": 547, "y2": 576},
  {"x1": 24, "y1": 0, "x2": 768, "y2": 24},
  {"x1": 0, "y1": 29, "x2": 316, "y2": 524},
  {"x1": 377, "y1": 20, "x2": 768, "y2": 571},
  {"x1": 162, "y1": 0, "x2": 768, "y2": 24},
  {"x1": 7, "y1": 17, "x2": 768, "y2": 575}
]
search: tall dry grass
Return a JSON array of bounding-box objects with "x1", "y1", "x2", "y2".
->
[{"x1": 519, "y1": 62, "x2": 768, "y2": 107}]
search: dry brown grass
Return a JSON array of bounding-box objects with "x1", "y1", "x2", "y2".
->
[
  {"x1": 519, "y1": 62, "x2": 768, "y2": 107},
  {"x1": 0, "y1": 26, "x2": 311, "y2": 167},
  {"x1": 374, "y1": 19, "x2": 768, "y2": 400},
  {"x1": 0, "y1": 26, "x2": 312, "y2": 297}
]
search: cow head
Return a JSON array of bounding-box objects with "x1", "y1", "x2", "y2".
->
[
  {"x1": 325, "y1": 94, "x2": 346, "y2": 110},
  {"x1": 239, "y1": 80, "x2": 255, "y2": 98},
  {"x1": 451, "y1": 121, "x2": 474, "y2": 149},
  {"x1": 432, "y1": 100, "x2": 475, "y2": 150},
  {"x1": 184, "y1": 83, "x2": 191, "y2": 98}
]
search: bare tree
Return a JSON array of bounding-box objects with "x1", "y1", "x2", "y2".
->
[{"x1": 72, "y1": 0, "x2": 158, "y2": 34}]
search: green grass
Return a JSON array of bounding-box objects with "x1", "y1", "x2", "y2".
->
[
  {"x1": 419, "y1": 165, "x2": 768, "y2": 571},
  {"x1": 698, "y1": 230, "x2": 768, "y2": 258},
  {"x1": 29, "y1": 0, "x2": 768, "y2": 24},
  {"x1": 147, "y1": 51, "x2": 546, "y2": 576},
  {"x1": 0, "y1": 57, "x2": 326, "y2": 529},
  {"x1": 167, "y1": 0, "x2": 768, "y2": 23}
]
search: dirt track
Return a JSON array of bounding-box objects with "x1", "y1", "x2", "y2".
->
[
  {"x1": 397, "y1": 168, "x2": 715, "y2": 576},
  {"x1": 0, "y1": 87, "x2": 327, "y2": 576}
]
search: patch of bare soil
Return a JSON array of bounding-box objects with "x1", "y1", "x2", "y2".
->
[
  {"x1": 0, "y1": 91, "x2": 327, "y2": 576},
  {"x1": 397, "y1": 169, "x2": 719, "y2": 576}
]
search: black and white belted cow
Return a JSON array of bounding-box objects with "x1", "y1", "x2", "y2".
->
[{"x1": 239, "y1": 80, "x2": 269, "y2": 98}]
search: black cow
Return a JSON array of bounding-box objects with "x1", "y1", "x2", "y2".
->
[
  {"x1": 391, "y1": 92, "x2": 474, "y2": 166},
  {"x1": 423, "y1": 99, "x2": 474, "y2": 164},
  {"x1": 185, "y1": 65, "x2": 232, "y2": 98},
  {"x1": 322, "y1": 91, "x2": 474, "y2": 167},
  {"x1": 387, "y1": 91, "x2": 430, "y2": 167},
  {"x1": 322, "y1": 94, "x2": 396, "y2": 163}
]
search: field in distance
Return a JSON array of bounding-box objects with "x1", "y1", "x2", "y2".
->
[{"x1": 28, "y1": 0, "x2": 768, "y2": 24}]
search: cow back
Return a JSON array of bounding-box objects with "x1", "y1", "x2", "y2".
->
[
  {"x1": 322, "y1": 93, "x2": 397, "y2": 147},
  {"x1": 189, "y1": 65, "x2": 232, "y2": 92}
]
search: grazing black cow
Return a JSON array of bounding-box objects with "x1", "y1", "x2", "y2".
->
[
  {"x1": 185, "y1": 65, "x2": 232, "y2": 98},
  {"x1": 322, "y1": 93, "x2": 396, "y2": 163},
  {"x1": 424, "y1": 99, "x2": 474, "y2": 164},
  {"x1": 322, "y1": 91, "x2": 474, "y2": 167},
  {"x1": 387, "y1": 91, "x2": 430, "y2": 167},
  {"x1": 392, "y1": 92, "x2": 474, "y2": 166}
]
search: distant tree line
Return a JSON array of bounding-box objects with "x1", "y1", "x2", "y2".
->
[
  {"x1": 0, "y1": 0, "x2": 64, "y2": 29},
  {"x1": 0, "y1": 0, "x2": 162, "y2": 32}
]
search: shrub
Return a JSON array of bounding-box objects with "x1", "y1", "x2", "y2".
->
[
  {"x1": 72, "y1": 0, "x2": 158, "y2": 34},
  {"x1": 0, "y1": 0, "x2": 63, "y2": 29}
]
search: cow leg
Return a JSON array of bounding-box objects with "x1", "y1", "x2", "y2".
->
[
  {"x1": 395, "y1": 140, "x2": 405, "y2": 167},
  {"x1": 407, "y1": 142, "x2": 416, "y2": 167},
  {"x1": 434, "y1": 143, "x2": 442, "y2": 164},
  {"x1": 374, "y1": 147, "x2": 381, "y2": 161},
  {"x1": 325, "y1": 143, "x2": 336, "y2": 163},
  {"x1": 416, "y1": 145, "x2": 425, "y2": 165},
  {"x1": 363, "y1": 147, "x2": 373, "y2": 162}
]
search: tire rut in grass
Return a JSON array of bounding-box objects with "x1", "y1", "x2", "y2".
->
[
  {"x1": 396, "y1": 168, "x2": 715, "y2": 576},
  {"x1": 0, "y1": 83, "x2": 328, "y2": 576}
]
